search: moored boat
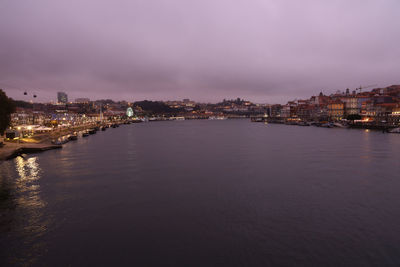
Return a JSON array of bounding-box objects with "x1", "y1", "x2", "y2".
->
[
  {"x1": 321, "y1": 122, "x2": 334, "y2": 128},
  {"x1": 298, "y1": 121, "x2": 311, "y2": 126},
  {"x1": 68, "y1": 133, "x2": 78, "y2": 141},
  {"x1": 333, "y1": 122, "x2": 347, "y2": 128},
  {"x1": 209, "y1": 116, "x2": 227, "y2": 120},
  {"x1": 169, "y1": 116, "x2": 185, "y2": 121},
  {"x1": 52, "y1": 136, "x2": 69, "y2": 145}
]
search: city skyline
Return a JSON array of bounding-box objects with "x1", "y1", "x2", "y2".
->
[
  {"x1": 5, "y1": 83, "x2": 399, "y2": 106},
  {"x1": 1, "y1": 0, "x2": 400, "y2": 103}
]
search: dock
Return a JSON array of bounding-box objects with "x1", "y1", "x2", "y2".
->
[{"x1": 0, "y1": 143, "x2": 62, "y2": 161}]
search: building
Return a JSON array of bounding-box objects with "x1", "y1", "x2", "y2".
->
[
  {"x1": 374, "y1": 103, "x2": 398, "y2": 122},
  {"x1": 327, "y1": 100, "x2": 344, "y2": 120},
  {"x1": 280, "y1": 104, "x2": 291, "y2": 118},
  {"x1": 57, "y1": 92, "x2": 68, "y2": 104},
  {"x1": 270, "y1": 104, "x2": 282, "y2": 117},
  {"x1": 389, "y1": 105, "x2": 400, "y2": 125},
  {"x1": 361, "y1": 100, "x2": 375, "y2": 117},
  {"x1": 75, "y1": 98, "x2": 90, "y2": 103},
  {"x1": 340, "y1": 96, "x2": 358, "y2": 115}
]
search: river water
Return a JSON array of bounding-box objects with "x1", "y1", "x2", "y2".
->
[{"x1": 1, "y1": 120, "x2": 400, "y2": 266}]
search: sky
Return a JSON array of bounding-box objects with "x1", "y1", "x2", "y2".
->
[{"x1": 1, "y1": 0, "x2": 400, "y2": 104}]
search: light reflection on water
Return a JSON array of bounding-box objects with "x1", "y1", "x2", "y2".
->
[{"x1": 0, "y1": 156, "x2": 48, "y2": 266}]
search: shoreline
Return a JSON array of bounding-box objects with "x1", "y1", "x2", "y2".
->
[
  {"x1": 0, "y1": 122, "x2": 120, "y2": 161},
  {"x1": 0, "y1": 124, "x2": 101, "y2": 161},
  {"x1": 0, "y1": 142, "x2": 62, "y2": 161},
  {"x1": 0, "y1": 121, "x2": 123, "y2": 161}
]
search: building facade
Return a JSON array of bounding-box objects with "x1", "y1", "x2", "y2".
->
[{"x1": 57, "y1": 92, "x2": 68, "y2": 104}]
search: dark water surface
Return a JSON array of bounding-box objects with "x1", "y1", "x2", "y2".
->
[{"x1": 1, "y1": 120, "x2": 400, "y2": 266}]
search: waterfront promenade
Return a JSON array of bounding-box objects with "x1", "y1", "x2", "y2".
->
[
  {"x1": 0, "y1": 142, "x2": 61, "y2": 160},
  {"x1": 0, "y1": 122, "x2": 113, "y2": 160}
]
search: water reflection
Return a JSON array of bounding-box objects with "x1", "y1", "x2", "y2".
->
[
  {"x1": 0, "y1": 156, "x2": 48, "y2": 266},
  {"x1": 14, "y1": 156, "x2": 47, "y2": 226},
  {"x1": 360, "y1": 129, "x2": 373, "y2": 162},
  {"x1": 15, "y1": 156, "x2": 41, "y2": 192}
]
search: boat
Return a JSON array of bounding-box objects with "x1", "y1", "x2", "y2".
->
[
  {"x1": 311, "y1": 122, "x2": 322, "y2": 127},
  {"x1": 68, "y1": 134, "x2": 78, "y2": 141},
  {"x1": 251, "y1": 117, "x2": 264, "y2": 122},
  {"x1": 51, "y1": 139, "x2": 59, "y2": 145},
  {"x1": 389, "y1": 127, "x2": 400, "y2": 133},
  {"x1": 82, "y1": 131, "x2": 89, "y2": 137},
  {"x1": 169, "y1": 116, "x2": 185, "y2": 121},
  {"x1": 51, "y1": 136, "x2": 69, "y2": 145},
  {"x1": 321, "y1": 122, "x2": 334, "y2": 128},
  {"x1": 333, "y1": 122, "x2": 347, "y2": 128},
  {"x1": 298, "y1": 121, "x2": 310, "y2": 126},
  {"x1": 51, "y1": 140, "x2": 63, "y2": 145},
  {"x1": 209, "y1": 116, "x2": 227, "y2": 120},
  {"x1": 101, "y1": 126, "x2": 106, "y2": 131},
  {"x1": 88, "y1": 129, "x2": 96, "y2": 134},
  {"x1": 285, "y1": 121, "x2": 298, "y2": 125}
]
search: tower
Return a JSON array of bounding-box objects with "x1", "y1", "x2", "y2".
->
[{"x1": 57, "y1": 92, "x2": 68, "y2": 104}]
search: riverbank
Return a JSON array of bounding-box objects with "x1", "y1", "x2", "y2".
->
[
  {"x1": 0, "y1": 122, "x2": 118, "y2": 161},
  {"x1": 0, "y1": 142, "x2": 62, "y2": 161},
  {"x1": 250, "y1": 116, "x2": 400, "y2": 131},
  {"x1": 0, "y1": 124, "x2": 103, "y2": 161}
]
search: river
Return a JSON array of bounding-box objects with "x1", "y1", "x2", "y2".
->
[{"x1": 1, "y1": 120, "x2": 400, "y2": 266}]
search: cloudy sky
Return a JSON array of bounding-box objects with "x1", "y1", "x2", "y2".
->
[{"x1": 1, "y1": 0, "x2": 399, "y2": 103}]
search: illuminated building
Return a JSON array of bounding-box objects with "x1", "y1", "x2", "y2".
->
[{"x1": 57, "y1": 92, "x2": 68, "y2": 104}]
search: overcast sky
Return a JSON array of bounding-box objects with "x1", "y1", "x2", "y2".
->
[{"x1": 1, "y1": 0, "x2": 399, "y2": 103}]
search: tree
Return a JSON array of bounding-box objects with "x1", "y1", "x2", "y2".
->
[
  {"x1": 0, "y1": 89, "x2": 16, "y2": 135},
  {"x1": 13, "y1": 100, "x2": 33, "y2": 109},
  {"x1": 134, "y1": 100, "x2": 182, "y2": 114}
]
